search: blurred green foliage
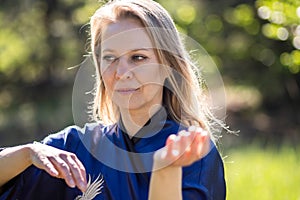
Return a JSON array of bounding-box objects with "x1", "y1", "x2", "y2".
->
[
  {"x1": 0, "y1": 0, "x2": 299, "y2": 147},
  {"x1": 225, "y1": 145, "x2": 300, "y2": 199},
  {"x1": 0, "y1": 0, "x2": 100, "y2": 144},
  {"x1": 256, "y1": 0, "x2": 300, "y2": 73},
  {"x1": 158, "y1": 0, "x2": 300, "y2": 146}
]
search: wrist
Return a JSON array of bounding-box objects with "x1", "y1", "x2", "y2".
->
[
  {"x1": 23, "y1": 143, "x2": 35, "y2": 166},
  {"x1": 152, "y1": 157, "x2": 182, "y2": 176},
  {"x1": 149, "y1": 164, "x2": 183, "y2": 200},
  {"x1": 156, "y1": 165, "x2": 181, "y2": 177}
]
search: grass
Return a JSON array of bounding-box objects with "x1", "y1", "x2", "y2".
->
[{"x1": 224, "y1": 145, "x2": 300, "y2": 200}]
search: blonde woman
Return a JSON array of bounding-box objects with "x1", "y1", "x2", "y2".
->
[{"x1": 0, "y1": 0, "x2": 226, "y2": 199}]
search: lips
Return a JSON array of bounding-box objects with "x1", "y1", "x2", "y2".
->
[{"x1": 115, "y1": 88, "x2": 139, "y2": 94}]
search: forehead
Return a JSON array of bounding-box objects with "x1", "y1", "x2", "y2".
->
[{"x1": 101, "y1": 19, "x2": 154, "y2": 53}]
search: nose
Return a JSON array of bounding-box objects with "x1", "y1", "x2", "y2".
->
[{"x1": 115, "y1": 57, "x2": 133, "y2": 80}]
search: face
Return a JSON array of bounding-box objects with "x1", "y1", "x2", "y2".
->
[{"x1": 100, "y1": 18, "x2": 166, "y2": 113}]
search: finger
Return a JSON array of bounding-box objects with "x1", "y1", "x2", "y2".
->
[
  {"x1": 167, "y1": 134, "x2": 180, "y2": 157},
  {"x1": 67, "y1": 154, "x2": 87, "y2": 192},
  {"x1": 178, "y1": 130, "x2": 191, "y2": 153},
  {"x1": 166, "y1": 134, "x2": 176, "y2": 146},
  {"x1": 166, "y1": 134, "x2": 174, "y2": 157},
  {"x1": 49, "y1": 157, "x2": 75, "y2": 188},
  {"x1": 175, "y1": 131, "x2": 196, "y2": 166},
  {"x1": 41, "y1": 158, "x2": 60, "y2": 177},
  {"x1": 187, "y1": 126, "x2": 200, "y2": 146},
  {"x1": 191, "y1": 129, "x2": 209, "y2": 159},
  {"x1": 73, "y1": 156, "x2": 87, "y2": 184},
  {"x1": 184, "y1": 127, "x2": 201, "y2": 158},
  {"x1": 33, "y1": 155, "x2": 60, "y2": 177},
  {"x1": 197, "y1": 131, "x2": 210, "y2": 158}
]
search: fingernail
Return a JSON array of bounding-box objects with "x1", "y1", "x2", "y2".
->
[
  {"x1": 69, "y1": 179, "x2": 75, "y2": 188},
  {"x1": 179, "y1": 130, "x2": 190, "y2": 137},
  {"x1": 188, "y1": 126, "x2": 196, "y2": 132},
  {"x1": 196, "y1": 127, "x2": 203, "y2": 133},
  {"x1": 51, "y1": 169, "x2": 59, "y2": 176},
  {"x1": 174, "y1": 135, "x2": 180, "y2": 142},
  {"x1": 169, "y1": 134, "x2": 177, "y2": 140},
  {"x1": 201, "y1": 130, "x2": 208, "y2": 137},
  {"x1": 80, "y1": 182, "x2": 87, "y2": 191}
]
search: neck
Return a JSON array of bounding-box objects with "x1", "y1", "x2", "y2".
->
[{"x1": 120, "y1": 104, "x2": 162, "y2": 137}]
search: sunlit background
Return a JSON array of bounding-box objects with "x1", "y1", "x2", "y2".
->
[{"x1": 0, "y1": 0, "x2": 299, "y2": 199}]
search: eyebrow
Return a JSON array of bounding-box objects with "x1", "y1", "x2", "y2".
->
[{"x1": 102, "y1": 48, "x2": 152, "y2": 53}]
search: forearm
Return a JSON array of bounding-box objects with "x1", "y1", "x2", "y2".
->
[
  {"x1": 0, "y1": 144, "x2": 32, "y2": 187},
  {"x1": 148, "y1": 166, "x2": 182, "y2": 200}
]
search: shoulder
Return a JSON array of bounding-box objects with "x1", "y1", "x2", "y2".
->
[{"x1": 41, "y1": 123, "x2": 107, "y2": 151}]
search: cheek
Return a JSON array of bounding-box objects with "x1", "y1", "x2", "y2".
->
[
  {"x1": 101, "y1": 71, "x2": 114, "y2": 95},
  {"x1": 144, "y1": 84, "x2": 164, "y2": 94},
  {"x1": 136, "y1": 65, "x2": 165, "y2": 85}
]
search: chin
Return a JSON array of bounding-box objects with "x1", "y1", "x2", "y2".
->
[
  {"x1": 114, "y1": 101, "x2": 144, "y2": 110},
  {"x1": 120, "y1": 104, "x2": 144, "y2": 111}
]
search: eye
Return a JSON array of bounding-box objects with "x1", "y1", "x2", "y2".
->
[
  {"x1": 102, "y1": 55, "x2": 117, "y2": 63},
  {"x1": 132, "y1": 55, "x2": 148, "y2": 62}
]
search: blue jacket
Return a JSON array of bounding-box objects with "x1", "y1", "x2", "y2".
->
[{"x1": 0, "y1": 111, "x2": 226, "y2": 200}]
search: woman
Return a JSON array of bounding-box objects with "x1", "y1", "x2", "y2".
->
[{"x1": 0, "y1": 0, "x2": 226, "y2": 199}]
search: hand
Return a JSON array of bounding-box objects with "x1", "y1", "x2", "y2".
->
[
  {"x1": 28, "y1": 142, "x2": 87, "y2": 192},
  {"x1": 153, "y1": 126, "x2": 210, "y2": 169}
]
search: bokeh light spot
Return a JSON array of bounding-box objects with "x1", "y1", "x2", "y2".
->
[
  {"x1": 277, "y1": 27, "x2": 289, "y2": 41},
  {"x1": 293, "y1": 36, "x2": 300, "y2": 49},
  {"x1": 258, "y1": 6, "x2": 271, "y2": 20},
  {"x1": 297, "y1": 7, "x2": 300, "y2": 18},
  {"x1": 270, "y1": 11, "x2": 285, "y2": 25},
  {"x1": 176, "y1": 4, "x2": 196, "y2": 25},
  {"x1": 280, "y1": 52, "x2": 292, "y2": 66},
  {"x1": 205, "y1": 15, "x2": 223, "y2": 33}
]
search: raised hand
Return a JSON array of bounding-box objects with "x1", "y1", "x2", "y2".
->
[{"x1": 153, "y1": 126, "x2": 210, "y2": 169}]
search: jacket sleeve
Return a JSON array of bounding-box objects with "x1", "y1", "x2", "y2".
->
[
  {"x1": 182, "y1": 143, "x2": 226, "y2": 200},
  {"x1": 0, "y1": 125, "x2": 84, "y2": 200}
]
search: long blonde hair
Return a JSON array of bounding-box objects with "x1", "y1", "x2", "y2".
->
[{"x1": 90, "y1": 0, "x2": 224, "y2": 138}]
